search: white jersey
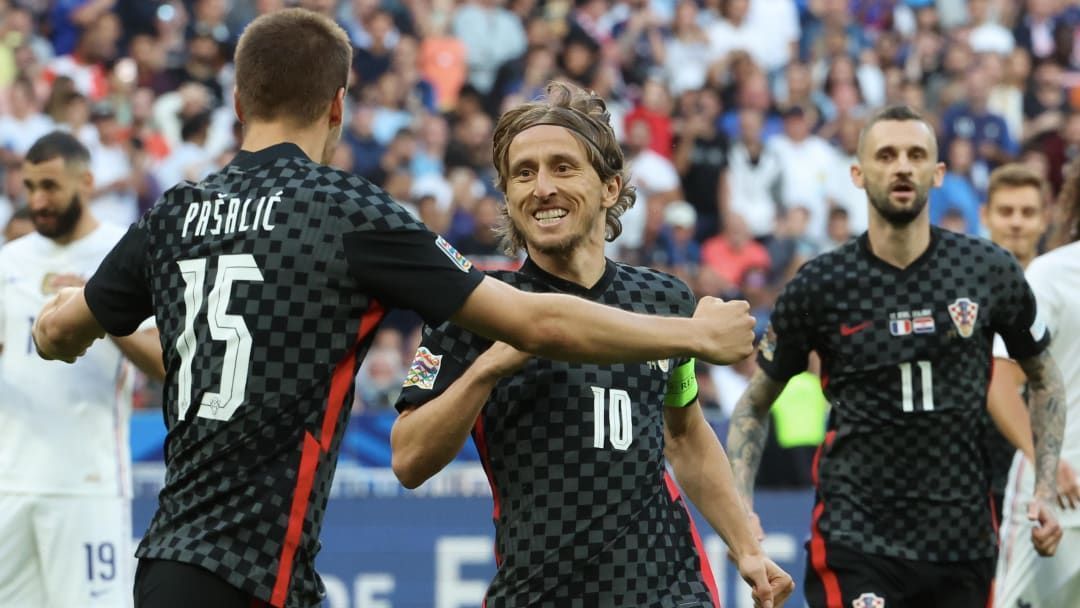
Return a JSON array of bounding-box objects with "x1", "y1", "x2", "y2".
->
[
  {"x1": 1026, "y1": 241, "x2": 1080, "y2": 525},
  {"x1": 0, "y1": 224, "x2": 139, "y2": 497}
]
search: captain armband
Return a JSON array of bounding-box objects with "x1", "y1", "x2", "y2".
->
[{"x1": 663, "y1": 358, "x2": 698, "y2": 408}]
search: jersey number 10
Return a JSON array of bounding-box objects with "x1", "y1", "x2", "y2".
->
[
  {"x1": 176, "y1": 254, "x2": 264, "y2": 422},
  {"x1": 591, "y1": 386, "x2": 633, "y2": 451}
]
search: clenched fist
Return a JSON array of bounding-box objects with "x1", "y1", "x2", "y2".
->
[{"x1": 693, "y1": 297, "x2": 756, "y2": 365}]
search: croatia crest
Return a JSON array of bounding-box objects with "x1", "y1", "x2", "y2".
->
[
  {"x1": 403, "y1": 347, "x2": 443, "y2": 390},
  {"x1": 436, "y1": 235, "x2": 473, "y2": 272},
  {"x1": 947, "y1": 297, "x2": 979, "y2": 338},
  {"x1": 852, "y1": 592, "x2": 886, "y2": 608}
]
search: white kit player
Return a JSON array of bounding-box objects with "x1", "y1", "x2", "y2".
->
[
  {"x1": 994, "y1": 217, "x2": 1080, "y2": 605},
  {"x1": 0, "y1": 132, "x2": 164, "y2": 607}
]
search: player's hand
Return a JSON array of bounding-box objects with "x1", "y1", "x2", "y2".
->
[
  {"x1": 736, "y1": 553, "x2": 794, "y2": 608},
  {"x1": 1057, "y1": 460, "x2": 1080, "y2": 510},
  {"x1": 1028, "y1": 496, "x2": 1063, "y2": 556},
  {"x1": 476, "y1": 342, "x2": 531, "y2": 380},
  {"x1": 32, "y1": 288, "x2": 85, "y2": 363},
  {"x1": 693, "y1": 297, "x2": 755, "y2": 365}
]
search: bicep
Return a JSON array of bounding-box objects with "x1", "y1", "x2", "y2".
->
[{"x1": 448, "y1": 276, "x2": 535, "y2": 346}]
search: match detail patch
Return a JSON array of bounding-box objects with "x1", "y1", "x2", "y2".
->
[
  {"x1": 403, "y1": 347, "x2": 443, "y2": 390},
  {"x1": 435, "y1": 235, "x2": 472, "y2": 272}
]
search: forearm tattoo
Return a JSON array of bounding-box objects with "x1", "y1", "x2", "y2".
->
[
  {"x1": 1020, "y1": 350, "x2": 1067, "y2": 497},
  {"x1": 726, "y1": 370, "x2": 785, "y2": 502}
]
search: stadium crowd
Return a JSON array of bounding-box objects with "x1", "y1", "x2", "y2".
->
[{"x1": 1, "y1": 0, "x2": 1077, "y2": 483}]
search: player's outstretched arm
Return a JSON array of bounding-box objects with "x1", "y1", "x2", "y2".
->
[
  {"x1": 392, "y1": 342, "x2": 529, "y2": 489},
  {"x1": 32, "y1": 287, "x2": 106, "y2": 363},
  {"x1": 1017, "y1": 349, "x2": 1067, "y2": 556},
  {"x1": 986, "y1": 357, "x2": 1035, "y2": 461},
  {"x1": 113, "y1": 328, "x2": 166, "y2": 382},
  {"x1": 664, "y1": 402, "x2": 794, "y2": 608},
  {"x1": 450, "y1": 276, "x2": 756, "y2": 366},
  {"x1": 726, "y1": 370, "x2": 786, "y2": 521}
]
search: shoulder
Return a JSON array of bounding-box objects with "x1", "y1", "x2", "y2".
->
[
  {"x1": 1029, "y1": 242, "x2": 1080, "y2": 277},
  {"x1": 315, "y1": 165, "x2": 424, "y2": 231},
  {"x1": 616, "y1": 262, "x2": 697, "y2": 307},
  {"x1": 0, "y1": 233, "x2": 43, "y2": 260},
  {"x1": 935, "y1": 229, "x2": 1016, "y2": 269}
]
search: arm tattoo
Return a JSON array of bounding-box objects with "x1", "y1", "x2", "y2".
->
[
  {"x1": 1019, "y1": 350, "x2": 1067, "y2": 498},
  {"x1": 726, "y1": 370, "x2": 785, "y2": 502}
]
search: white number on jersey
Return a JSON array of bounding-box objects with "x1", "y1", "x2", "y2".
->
[
  {"x1": 176, "y1": 254, "x2": 263, "y2": 421},
  {"x1": 591, "y1": 386, "x2": 633, "y2": 451},
  {"x1": 898, "y1": 360, "x2": 934, "y2": 412}
]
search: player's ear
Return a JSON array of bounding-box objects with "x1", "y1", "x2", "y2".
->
[
  {"x1": 233, "y1": 87, "x2": 244, "y2": 124},
  {"x1": 933, "y1": 161, "x2": 946, "y2": 188},
  {"x1": 850, "y1": 162, "x2": 865, "y2": 189},
  {"x1": 601, "y1": 175, "x2": 620, "y2": 210},
  {"x1": 328, "y1": 87, "x2": 346, "y2": 128}
]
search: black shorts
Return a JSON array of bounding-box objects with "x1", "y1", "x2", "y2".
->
[
  {"x1": 134, "y1": 559, "x2": 272, "y2": 608},
  {"x1": 804, "y1": 541, "x2": 994, "y2": 608}
]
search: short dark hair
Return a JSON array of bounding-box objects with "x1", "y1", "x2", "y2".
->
[
  {"x1": 857, "y1": 104, "x2": 936, "y2": 158},
  {"x1": 233, "y1": 8, "x2": 352, "y2": 127},
  {"x1": 25, "y1": 131, "x2": 91, "y2": 167}
]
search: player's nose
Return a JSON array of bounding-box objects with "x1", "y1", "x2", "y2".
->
[{"x1": 533, "y1": 167, "x2": 557, "y2": 200}]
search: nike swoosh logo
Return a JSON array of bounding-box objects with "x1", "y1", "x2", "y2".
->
[{"x1": 840, "y1": 321, "x2": 872, "y2": 336}]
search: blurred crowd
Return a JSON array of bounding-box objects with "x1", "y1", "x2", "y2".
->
[{"x1": 2, "y1": 0, "x2": 1078, "y2": 474}]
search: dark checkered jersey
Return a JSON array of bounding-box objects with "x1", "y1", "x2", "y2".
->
[
  {"x1": 758, "y1": 227, "x2": 1049, "y2": 562},
  {"x1": 397, "y1": 258, "x2": 720, "y2": 608},
  {"x1": 83, "y1": 143, "x2": 484, "y2": 607}
]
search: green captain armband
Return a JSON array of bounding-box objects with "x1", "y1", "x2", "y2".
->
[{"x1": 663, "y1": 358, "x2": 698, "y2": 408}]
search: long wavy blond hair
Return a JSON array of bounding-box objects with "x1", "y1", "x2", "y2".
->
[{"x1": 490, "y1": 81, "x2": 636, "y2": 256}]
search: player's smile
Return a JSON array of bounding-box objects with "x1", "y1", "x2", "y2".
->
[{"x1": 533, "y1": 207, "x2": 569, "y2": 227}]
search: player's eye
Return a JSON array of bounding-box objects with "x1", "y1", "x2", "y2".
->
[
  {"x1": 517, "y1": 168, "x2": 534, "y2": 178},
  {"x1": 555, "y1": 164, "x2": 572, "y2": 173}
]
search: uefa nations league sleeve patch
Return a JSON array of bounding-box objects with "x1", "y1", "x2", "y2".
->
[
  {"x1": 435, "y1": 235, "x2": 473, "y2": 272},
  {"x1": 403, "y1": 347, "x2": 443, "y2": 390}
]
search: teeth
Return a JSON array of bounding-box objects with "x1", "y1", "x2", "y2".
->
[{"x1": 534, "y1": 209, "x2": 568, "y2": 222}]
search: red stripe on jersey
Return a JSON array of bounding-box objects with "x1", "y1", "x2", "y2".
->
[
  {"x1": 472, "y1": 415, "x2": 504, "y2": 566},
  {"x1": 663, "y1": 472, "x2": 721, "y2": 607},
  {"x1": 273, "y1": 301, "x2": 385, "y2": 605},
  {"x1": 271, "y1": 431, "x2": 321, "y2": 607},
  {"x1": 320, "y1": 301, "x2": 385, "y2": 448},
  {"x1": 809, "y1": 430, "x2": 841, "y2": 607},
  {"x1": 809, "y1": 502, "x2": 842, "y2": 608}
]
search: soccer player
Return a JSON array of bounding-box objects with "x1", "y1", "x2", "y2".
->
[
  {"x1": 980, "y1": 165, "x2": 1077, "y2": 519},
  {"x1": 993, "y1": 166, "x2": 1080, "y2": 608},
  {"x1": 0, "y1": 131, "x2": 164, "y2": 607},
  {"x1": 30, "y1": 10, "x2": 756, "y2": 608},
  {"x1": 391, "y1": 81, "x2": 794, "y2": 608},
  {"x1": 726, "y1": 105, "x2": 1067, "y2": 608}
]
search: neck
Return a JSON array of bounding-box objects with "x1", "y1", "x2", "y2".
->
[
  {"x1": 527, "y1": 238, "x2": 608, "y2": 288},
  {"x1": 866, "y1": 209, "x2": 931, "y2": 269},
  {"x1": 1016, "y1": 251, "x2": 1034, "y2": 269},
  {"x1": 241, "y1": 120, "x2": 330, "y2": 164}
]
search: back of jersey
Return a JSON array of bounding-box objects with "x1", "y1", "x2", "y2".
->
[{"x1": 85, "y1": 143, "x2": 484, "y2": 607}]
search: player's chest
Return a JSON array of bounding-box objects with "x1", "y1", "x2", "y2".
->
[{"x1": 814, "y1": 272, "x2": 994, "y2": 361}]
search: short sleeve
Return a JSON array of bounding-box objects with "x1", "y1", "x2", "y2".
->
[
  {"x1": 757, "y1": 271, "x2": 814, "y2": 382},
  {"x1": 990, "y1": 252, "x2": 1049, "y2": 360},
  {"x1": 343, "y1": 229, "x2": 484, "y2": 326},
  {"x1": 84, "y1": 222, "x2": 154, "y2": 337},
  {"x1": 394, "y1": 321, "x2": 491, "y2": 411}
]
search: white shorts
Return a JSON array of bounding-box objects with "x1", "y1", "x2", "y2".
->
[
  {"x1": 994, "y1": 455, "x2": 1080, "y2": 608},
  {"x1": 0, "y1": 493, "x2": 133, "y2": 608}
]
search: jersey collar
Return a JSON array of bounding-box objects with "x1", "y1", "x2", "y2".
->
[
  {"x1": 519, "y1": 257, "x2": 618, "y2": 300},
  {"x1": 226, "y1": 142, "x2": 310, "y2": 170},
  {"x1": 857, "y1": 225, "x2": 941, "y2": 276}
]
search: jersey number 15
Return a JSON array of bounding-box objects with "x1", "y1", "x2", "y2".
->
[{"x1": 176, "y1": 254, "x2": 264, "y2": 422}]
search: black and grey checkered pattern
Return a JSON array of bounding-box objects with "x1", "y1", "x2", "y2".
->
[
  {"x1": 398, "y1": 259, "x2": 717, "y2": 607},
  {"x1": 86, "y1": 144, "x2": 484, "y2": 608},
  {"x1": 759, "y1": 227, "x2": 1048, "y2": 562}
]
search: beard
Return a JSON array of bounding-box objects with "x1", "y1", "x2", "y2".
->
[
  {"x1": 32, "y1": 193, "x2": 83, "y2": 240},
  {"x1": 867, "y1": 181, "x2": 930, "y2": 226},
  {"x1": 518, "y1": 203, "x2": 607, "y2": 258}
]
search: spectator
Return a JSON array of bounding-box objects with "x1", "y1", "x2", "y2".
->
[
  {"x1": 620, "y1": 117, "x2": 682, "y2": 261},
  {"x1": 726, "y1": 108, "x2": 783, "y2": 240},
  {"x1": 929, "y1": 137, "x2": 983, "y2": 235},
  {"x1": 452, "y1": 0, "x2": 526, "y2": 95},
  {"x1": 673, "y1": 87, "x2": 728, "y2": 240},
  {"x1": 649, "y1": 199, "x2": 702, "y2": 280},
  {"x1": 767, "y1": 105, "x2": 837, "y2": 241},
  {"x1": 701, "y1": 211, "x2": 771, "y2": 293},
  {"x1": 0, "y1": 77, "x2": 54, "y2": 159}
]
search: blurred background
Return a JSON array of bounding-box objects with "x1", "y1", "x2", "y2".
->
[{"x1": 2, "y1": 0, "x2": 1076, "y2": 605}]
